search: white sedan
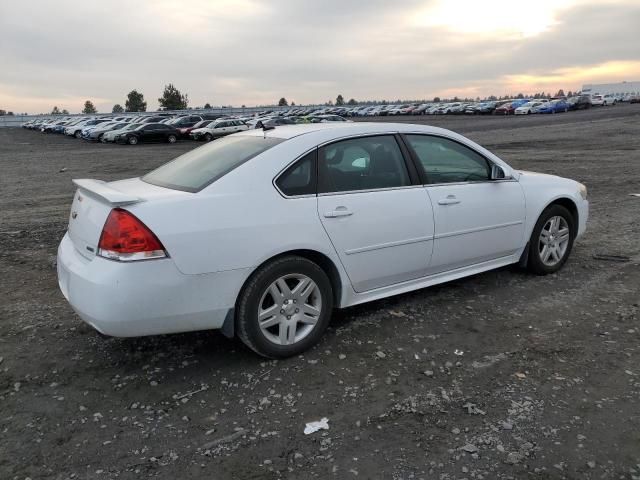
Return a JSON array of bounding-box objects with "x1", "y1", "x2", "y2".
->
[
  {"x1": 57, "y1": 123, "x2": 588, "y2": 358},
  {"x1": 189, "y1": 119, "x2": 248, "y2": 141}
]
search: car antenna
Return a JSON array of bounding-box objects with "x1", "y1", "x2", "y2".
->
[{"x1": 262, "y1": 124, "x2": 275, "y2": 138}]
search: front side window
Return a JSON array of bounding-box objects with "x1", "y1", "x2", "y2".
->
[
  {"x1": 276, "y1": 150, "x2": 317, "y2": 196},
  {"x1": 143, "y1": 135, "x2": 284, "y2": 192},
  {"x1": 405, "y1": 135, "x2": 490, "y2": 184},
  {"x1": 318, "y1": 135, "x2": 410, "y2": 193}
]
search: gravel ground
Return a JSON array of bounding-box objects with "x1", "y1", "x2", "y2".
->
[{"x1": 1, "y1": 105, "x2": 639, "y2": 480}]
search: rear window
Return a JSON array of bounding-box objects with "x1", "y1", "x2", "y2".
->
[{"x1": 142, "y1": 135, "x2": 284, "y2": 192}]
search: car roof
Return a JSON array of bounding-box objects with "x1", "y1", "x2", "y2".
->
[{"x1": 236, "y1": 122, "x2": 457, "y2": 141}]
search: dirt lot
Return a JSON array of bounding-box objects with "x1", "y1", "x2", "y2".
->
[{"x1": 1, "y1": 106, "x2": 639, "y2": 480}]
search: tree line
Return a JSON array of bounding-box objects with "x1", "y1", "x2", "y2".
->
[
  {"x1": 46, "y1": 84, "x2": 191, "y2": 115},
  {"x1": 39, "y1": 86, "x2": 580, "y2": 116}
]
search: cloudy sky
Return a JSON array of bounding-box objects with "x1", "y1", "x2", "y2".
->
[{"x1": 1, "y1": 0, "x2": 639, "y2": 113}]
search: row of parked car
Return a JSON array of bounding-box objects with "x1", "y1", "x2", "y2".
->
[
  {"x1": 21, "y1": 111, "x2": 352, "y2": 145},
  {"x1": 21, "y1": 92, "x2": 640, "y2": 143}
]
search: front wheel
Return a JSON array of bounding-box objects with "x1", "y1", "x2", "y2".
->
[
  {"x1": 127, "y1": 136, "x2": 138, "y2": 145},
  {"x1": 236, "y1": 256, "x2": 333, "y2": 358},
  {"x1": 74, "y1": 131, "x2": 82, "y2": 139},
  {"x1": 204, "y1": 133, "x2": 213, "y2": 142},
  {"x1": 527, "y1": 204, "x2": 575, "y2": 275},
  {"x1": 167, "y1": 134, "x2": 177, "y2": 144}
]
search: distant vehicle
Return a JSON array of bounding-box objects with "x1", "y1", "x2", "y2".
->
[
  {"x1": 65, "y1": 119, "x2": 111, "y2": 138},
  {"x1": 57, "y1": 122, "x2": 588, "y2": 358},
  {"x1": 310, "y1": 115, "x2": 350, "y2": 123},
  {"x1": 590, "y1": 94, "x2": 605, "y2": 106},
  {"x1": 494, "y1": 101, "x2": 517, "y2": 115},
  {"x1": 602, "y1": 94, "x2": 617, "y2": 106},
  {"x1": 629, "y1": 95, "x2": 640, "y2": 104},
  {"x1": 514, "y1": 101, "x2": 545, "y2": 115},
  {"x1": 114, "y1": 123, "x2": 180, "y2": 145},
  {"x1": 190, "y1": 119, "x2": 249, "y2": 141},
  {"x1": 102, "y1": 123, "x2": 143, "y2": 143},
  {"x1": 566, "y1": 96, "x2": 592, "y2": 111},
  {"x1": 84, "y1": 122, "x2": 129, "y2": 142},
  {"x1": 537, "y1": 99, "x2": 570, "y2": 114},
  {"x1": 177, "y1": 119, "x2": 214, "y2": 138},
  {"x1": 42, "y1": 120, "x2": 70, "y2": 133}
]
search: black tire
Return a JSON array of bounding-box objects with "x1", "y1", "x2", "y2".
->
[
  {"x1": 204, "y1": 133, "x2": 213, "y2": 142},
  {"x1": 74, "y1": 130, "x2": 82, "y2": 139},
  {"x1": 527, "y1": 204, "x2": 576, "y2": 275},
  {"x1": 127, "y1": 136, "x2": 138, "y2": 145},
  {"x1": 236, "y1": 256, "x2": 333, "y2": 358},
  {"x1": 167, "y1": 134, "x2": 177, "y2": 144}
]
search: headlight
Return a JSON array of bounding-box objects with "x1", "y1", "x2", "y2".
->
[{"x1": 578, "y1": 183, "x2": 587, "y2": 200}]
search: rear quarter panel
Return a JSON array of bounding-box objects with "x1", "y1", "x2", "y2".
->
[{"x1": 126, "y1": 137, "x2": 345, "y2": 279}]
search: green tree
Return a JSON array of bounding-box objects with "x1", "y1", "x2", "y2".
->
[
  {"x1": 158, "y1": 84, "x2": 188, "y2": 110},
  {"x1": 51, "y1": 106, "x2": 61, "y2": 115},
  {"x1": 347, "y1": 98, "x2": 357, "y2": 105},
  {"x1": 112, "y1": 104, "x2": 124, "y2": 113},
  {"x1": 125, "y1": 90, "x2": 147, "y2": 112},
  {"x1": 61, "y1": 109, "x2": 69, "y2": 115},
  {"x1": 291, "y1": 101, "x2": 295, "y2": 106},
  {"x1": 204, "y1": 102, "x2": 212, "y2": 109},
  {"x1": 0, "y1": 109, "x2": 6, "y2": 116},
  {"x1": 433, "y1": 96, "x2": 441, "y2": 102},
  {"x1": 82, "y1": 100, "x2": 97, "y2": 114},
  {"x1": 555, "y1": 89, "x2": 565, "y2": 97},
  {"x1": 278, "y1": 97, "x2": 288, "y2": 106},
  {"x1": 335, "y1": 94, "x2": 344, "y2": 106}
]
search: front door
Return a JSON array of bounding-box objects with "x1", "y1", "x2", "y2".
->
[{"x1": 403, "y1": 134, "x2": 526, "y2": 273}]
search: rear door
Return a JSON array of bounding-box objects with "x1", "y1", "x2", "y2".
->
[
  {"x1": 317, "y1": 135, "x2": 434, "y2": 292},
  {"x1": 403, "y1": 134, "x2": 525, "y2": 273}
]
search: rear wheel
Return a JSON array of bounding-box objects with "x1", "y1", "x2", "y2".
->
[
  {"x1": 527, "y1": 204, "x2": 575, "y2": 275},
  {"x1": 236, "y1": 256, "x2": 333, "y2": 358},
  {"x1": 127, "y1": 136, "x2": 138, "y2": 145},
  {"x1": 74, "y1": 130, "x2": 82, "y2": 139}
]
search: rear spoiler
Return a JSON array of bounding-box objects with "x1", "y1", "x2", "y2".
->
[{"x1": 72, "y1": 179, "x2": 143, "y2": 206}]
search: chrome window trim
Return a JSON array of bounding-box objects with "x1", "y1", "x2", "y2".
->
[{"x1": 318, "y1": 184, "x2": 424, "y2": 197}]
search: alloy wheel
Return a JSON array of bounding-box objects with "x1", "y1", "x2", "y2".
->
[
  {"x1": 538, "y1": 216, "x2": 570, "y2": 266},
  {"x1": 257, "y1": 274, "x2": 322, "y2": 346}
]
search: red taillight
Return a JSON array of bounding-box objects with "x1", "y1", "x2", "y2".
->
[{"x1": 98, "y1": 208, "x2": 166, "y2": 261}]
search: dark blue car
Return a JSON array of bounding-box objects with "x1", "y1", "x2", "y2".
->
[{"x1": 538, "y1": 100, "x2": 570, "y2": 114}]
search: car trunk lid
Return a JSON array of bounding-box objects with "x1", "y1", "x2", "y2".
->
[{"x1": 67, "y1": 178, "x2": 187, "y2": 260}]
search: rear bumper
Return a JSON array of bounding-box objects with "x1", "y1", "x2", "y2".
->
[{"x1": 57, "y1": 233, "x2": 249, "y2": 337}]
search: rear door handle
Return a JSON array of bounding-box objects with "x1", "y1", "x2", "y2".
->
[
  {"x1": 324, "y1": 206, "x2": 353, "y2": 218},
  {"x1": 438, "y1": 195, "x2": 461, "y2": 206}
]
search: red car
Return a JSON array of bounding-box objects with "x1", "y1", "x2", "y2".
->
[
  {"x1": 494, "y1": 101, "x2": 517, "y2": 115},
  {"x1": 177, "y1": 119, "x2": 214, "y2": 138}
]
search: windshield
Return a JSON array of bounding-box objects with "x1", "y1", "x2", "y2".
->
[{"x1": 142, "y1": 135, "x2": 284, "y2": 192}]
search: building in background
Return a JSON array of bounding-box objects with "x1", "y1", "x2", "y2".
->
[{"x1": 581, "y1": 81, "x2": 640, "y2": 96}]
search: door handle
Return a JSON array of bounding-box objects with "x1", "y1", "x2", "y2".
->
[
  {"x1": 438, "y1": 195, "x2": 461, "y2": 206},
  {"x1": 324, "y1": 207, "x2": 353, "y2": 218}
]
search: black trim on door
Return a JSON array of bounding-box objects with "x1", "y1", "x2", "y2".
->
[{"x1": 396, "y1": 133, "x2": 428, "y2": 185}]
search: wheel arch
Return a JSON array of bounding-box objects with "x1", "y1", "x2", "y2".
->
[
  {"x1": 223, "y1": 249, "x2": 345, "y2": 338},
  {"x1": 545, "y1": 196, "x2": 579, "y2": 228}
]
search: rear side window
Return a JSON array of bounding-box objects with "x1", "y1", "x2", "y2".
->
[
  {"x1": 276, "y1": 150, "x2": 317, "y2": 196},
  {"x1": 142, "y1": 136, "x2": 284, "y2": 192},
  {"x1": 318, "y1": 135, "x2": 410, "y2": 193},
  {"x1": 405, "y1": 135, "x2": 490, "y2": 184}
]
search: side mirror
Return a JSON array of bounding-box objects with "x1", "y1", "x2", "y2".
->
[{"x1": 491, "y1": 164, "x2": 511, "y2": 180}]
